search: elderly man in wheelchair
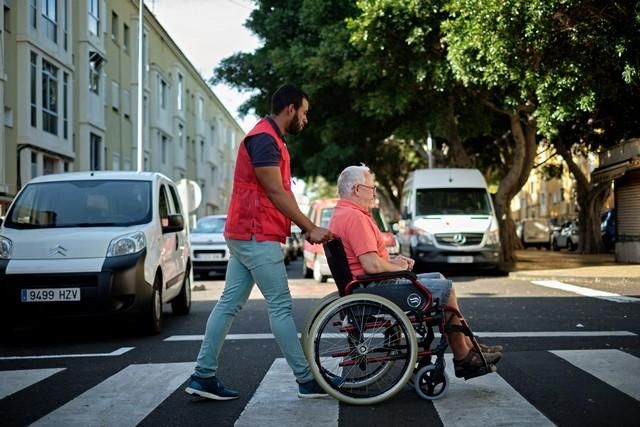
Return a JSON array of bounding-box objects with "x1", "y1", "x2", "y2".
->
[{"x1": 301, "y1": 165, "x2": 503, "y2": 405}]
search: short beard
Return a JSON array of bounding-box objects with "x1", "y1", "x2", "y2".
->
[{"x1": 286, "y1": 115, "x2": 302, "y2": 135}]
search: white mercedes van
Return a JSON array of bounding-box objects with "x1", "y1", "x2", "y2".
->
[
  {"x1": 397, "y1": 169, "x2": 502, "y2": 270},
  {"x1": 0, "y1": 171, "x2": 192, "y2": 334}
]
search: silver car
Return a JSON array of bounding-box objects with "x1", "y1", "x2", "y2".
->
[
  {"x1": 191, "y1": 215, "x2": 229, "y2": 277},
  {"x1": 551, "y1": 220, "x2": 579, "y2": 251}
]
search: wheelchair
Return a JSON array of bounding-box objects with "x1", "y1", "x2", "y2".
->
[{"x1": 302, "y1": 239, "x2": 492, "y2": 405}]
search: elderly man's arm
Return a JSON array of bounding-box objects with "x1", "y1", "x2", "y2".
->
[{"x1": 359, "y1": 252, "x2": 410, "y2": 274}]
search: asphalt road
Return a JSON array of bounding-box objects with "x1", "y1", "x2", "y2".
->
[{"x1": 1, "y1": 257, "x2": 639, "y2": 427}]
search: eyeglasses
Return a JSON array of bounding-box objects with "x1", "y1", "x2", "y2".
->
[{"x1": 356, "y1": 183, "x2": 377, "y2": 193}]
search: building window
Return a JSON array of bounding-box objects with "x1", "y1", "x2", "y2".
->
[
  {"x1": 177, "y1": 74, "x2": 184, "y2": 111},
  {"x1": 42, "y1": 0, "x2": 57, "y2": 43},
  {"x1": 63, "y1": 0, "x2": 68, "y2": 49},
  {"x1": 88, "y1": 0, "x2": 99, "y2": 36},
  {"x1": 123, "y1": 89, "x2": 130, "y2": 118},
  {"x1": 43, "y1": 156, "x2": 56, "y2": 175},
  {"x1": 178, "y1": 124, "x2": 184, "y2": 148},
  {"x1": 197, "y1": 97, "x2": 204, "y2": 119},
  {"x1": 123, "y1": 23, "x2": 130, "y2": 51},
  {"x1": 30, "y1": 0, "x2": 37, "y2": 29},
  {"x1": 64, "y1": 161, "x2": 69, "y2": 172},
  {"x1": 90, "y1": 133, "x2": 102, "y2": 171},
  {"x1": 161, "y1": 135, "x2": 168, "y2": 164},
  {"x1": 112, "y1": 152, "x2": 120, "y2": 170},
  {"x1": 30, "y1": 52, "x2": 38, "y2": 128},
  {"x1": 111, "y1": 81, "x2": 120, "y2": 111},
  {"x1": 42, "y1": 60, "x2": 58, "y2": 135},
  {"x1": 4, "y1": 4, "x2": 11, "y2": 33},
  {"x1": 89, "y1": 52, "x2": 102, "y2": 94},
  {"x1": 111, "y1": 11, "x2": 118, "y2": 40},
  {"x1": 160, "y1": 79, "x2": 167, "y2": 110},
  {"x1": 31, "y1": 152, "x2": 38, "y2": 178},
  {"x1": 63, "y1": 72, "x2": 68, "y2": 139},
  {"x1": 200, "y1": 139, "x2": 205, "y2": 163}
]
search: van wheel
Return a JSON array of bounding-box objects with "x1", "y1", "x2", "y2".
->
[
  {"x1": 302, "y1": 260, "x2": 314, "y2": 278},
  {"x1": 568, "y1": 240, "x2": 577, "y2": 251},
  {"x1": 143, "y1": 275, "x2": 163, "y2": 335},
  {"x1": 171, "y1": 272, "x2": 191, "y2": 315},
  {"x1": 552, "y1": 239, "x2": 560, "y2": 251},
  {"x1": 313, "y1": 259, "x2": 328, "y2": 283}
]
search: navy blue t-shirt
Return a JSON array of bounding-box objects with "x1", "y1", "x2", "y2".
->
[{"x1": 245, "y1": 117, "x2": 285, "y2": 167}]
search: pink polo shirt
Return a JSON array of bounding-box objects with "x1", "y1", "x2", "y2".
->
[{"x1": 328, "y1": 199, "x2": 388, "y2": 277}]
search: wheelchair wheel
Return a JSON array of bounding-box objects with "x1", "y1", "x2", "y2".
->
[
  {"x1": 305, "y1": 293, "x2": 417, "y2": 405},
  {"x1": 414, "y1": 364, "x2": 449, "y2": 400},
  {"x1": 301, "y1": 291, "x2": 340, "y2": 357}
]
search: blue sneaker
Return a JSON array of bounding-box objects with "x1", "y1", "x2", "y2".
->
[
  {"x1": 297, "y1": 379, "x2": 329, "y2": 399},
  {"x1": 185, "y1": 375, "x2": 239, "y2": 400}
]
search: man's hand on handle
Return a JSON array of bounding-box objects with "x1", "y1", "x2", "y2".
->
[{"x1": 305, "y1": 226, "x2": 332, "y2": 244}]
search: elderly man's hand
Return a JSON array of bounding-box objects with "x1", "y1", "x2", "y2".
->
[
  {"x1": 392, "y1": 255, "x2": 415, "y2": 271},
  {"x1": 305, "y1": 226, "x2": 332, "y2": 244}
]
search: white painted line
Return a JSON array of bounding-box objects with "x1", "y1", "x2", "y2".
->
[
  {"x1": 434, "y1": 355, "x2": 555, "y2": 427},
  {"x1": 31, "y1": 362, "x2": 194, "y2": 427},
  {"x1": 552, "y1": 349, "x2": 640, "y2": 401},
  {"x1": 0, "y1": 368, "x2": 65, "y2": 400},
  {"x1": 235, "y1": 358, "x2": 337, "y2": 427},
  {"x1": 531, "y1": 280, "x2": 640, "y2": 303},
  {"x1": 0, "y1": 347, "x2": 134, "y2": 361},
  {"x1": 164, "y1": 330, "x2": 637, "y2": 341}
]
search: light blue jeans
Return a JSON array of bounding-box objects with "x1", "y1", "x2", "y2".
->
[{"x1": 194, "y1": 237, "x2": 313, "y2": 383}]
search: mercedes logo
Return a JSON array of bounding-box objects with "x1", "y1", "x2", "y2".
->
[
  {"x1": 452, "y1": 234, "x2": 466, "y2": 245},
  {"x1": 48, "y1": 244, "x2": 68, "y2": 257}
]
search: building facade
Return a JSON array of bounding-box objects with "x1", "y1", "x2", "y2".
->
[{"x1": 0, "y1": 0, "x2": 242, "y2": 218}]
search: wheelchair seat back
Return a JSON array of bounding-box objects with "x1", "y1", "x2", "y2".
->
[{"x1": 323, "y1": 239, "x2": 353, "y2": 296}]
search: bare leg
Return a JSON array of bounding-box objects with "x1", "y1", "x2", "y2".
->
[{"x1": 444, "y1": 287, "x2": 472, "y2": 359}]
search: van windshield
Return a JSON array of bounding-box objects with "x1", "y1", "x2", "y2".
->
[
  {"x1": 4, "y1": 180, "x2": 152, "y2": 228},
  {"x1": 416, "y1": 188, "x2": 491, "y2": 216}
]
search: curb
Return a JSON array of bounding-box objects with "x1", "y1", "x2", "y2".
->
[{"x1": 509, "y1": 272, "x2": 640, "y2": 286}]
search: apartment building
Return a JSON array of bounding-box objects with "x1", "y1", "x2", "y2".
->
[{"x1": 0, "y1": 0, "x2": 242, "y2": 218}]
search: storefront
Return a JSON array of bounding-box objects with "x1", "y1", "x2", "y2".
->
[{"x1": 592, "y1": 139, "x2": 640, "y2": 263}]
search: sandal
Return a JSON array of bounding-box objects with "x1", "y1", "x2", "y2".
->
[
  {"x1": 453, "y1": 348, "x2": 501, "y2": 380},
  {"x1": 479, "y1": 343, "x2": 504, "y2": 353}
]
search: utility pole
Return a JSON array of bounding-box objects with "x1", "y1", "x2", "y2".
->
[{"x1": 136, "y1": 0, "x2": 144, "y2": 172}]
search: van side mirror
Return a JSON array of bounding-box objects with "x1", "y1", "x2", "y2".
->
[
  {"x1": 0, "y1": 217, "x2": 3, "y2": 228},
  {"x1": 401, "y1": 207, "x2": 411, "y2": 220},
  {"x1": 162, "y1": 214, "x2": 185, "y2": 233}
]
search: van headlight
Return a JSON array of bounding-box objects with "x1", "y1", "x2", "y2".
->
[
  {"x1": 0, "y1": 236, "x2": 12, "y2": 259},
  {"x1": 106, "y1": 231, "x2": 146, "y2": 257}
]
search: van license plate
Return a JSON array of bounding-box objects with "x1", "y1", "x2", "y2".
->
[
  {"x1": 21, "y1": 288, "x2": 81, "y2": 302},
  {"x1": 447, "y1": 256, "x2": 473, "y2": 263},
  {"x1": 199, "y1": 253, "x2": 222, "y2": 261}
]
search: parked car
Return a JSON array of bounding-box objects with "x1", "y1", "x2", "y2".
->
[
  {"x1": 517, "y1": 218, "x2": 551, "y2": 249},
  {"x1": 191, "y1": 215, "x2": 229, "y2": 277},
  {"x1": 0, "y1": 171, "x2": 192, "y2": 334},
  {"x1": 551, "y1": 220, "x2": 579, "y2": 251},
  {"x1": 601, "y1": 209, "x2": 616, "y2": 251},
  {"x1": 302, "y1": 198, "x2": 399, "y2": 282}
]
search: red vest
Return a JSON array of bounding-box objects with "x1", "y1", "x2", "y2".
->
[{"x1": 224, "y1": 118, "x2": 292, "y2": 243}]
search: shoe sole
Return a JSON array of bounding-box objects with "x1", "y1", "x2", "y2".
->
[
  {"x1": 297, "y1": 392, "x2": 330, "y2": 399},
  {"x1": 185, "y1": 387, "x2": 239, "y2": 401}
]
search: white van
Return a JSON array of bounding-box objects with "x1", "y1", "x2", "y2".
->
[
  {"x1": 0, "y1": 171, "x2": 192, "y2": 334},
  {"x1": 397, "y1": 169, "x2": 502, "y2": 270}
]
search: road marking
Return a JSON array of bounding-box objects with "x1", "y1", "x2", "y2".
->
[
  {"x1": 0, "y1": 347, "x2": 134, "y2": 361},
  {"x1": 0, "y1": 368, "x2": 65, "y2": 400},
  {"x1": 434, "y1": 355, "x2": 555, "y2": 427},
  {"x1": 164, "y1": 330, "x2": 637, "y2": 341},
  {"x1": 531, "y1": 280, "x2": 640, "y2": 303},
  {"x1": 235, "y1": 358, "x2": 337, "y2": 427},
  {"x1": 552, "y1": 349, "x2": 640, "y2": 401},
  {"x1": 31, "y1": 362, "x2": 193, "y2": 427}
]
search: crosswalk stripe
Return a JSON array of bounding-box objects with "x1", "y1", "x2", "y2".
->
[
  {"x1": 163, "y1": 330, "x2": 637, "y2": 341},
  {"x1": 433, "y1": 355, "x2": 555, "y2": 427},
  {"x1": 235, "y1": 358, "x2": 338, "y2": 427},
  {"x1": 551, "y1": 349, "x2": 640, "y2": 401},
  {"x1": 30, "y1": 362, "x2": 193, "y2": 427},
  {"x1": 0, "y1": 368, "x2": 65, "y2": 400},
  {"x1": 0, "y1": 347, "x2": 134, "y2": 361},
  {"x1": 531, "y1": 280, "x2": 640, "y2": 303}
]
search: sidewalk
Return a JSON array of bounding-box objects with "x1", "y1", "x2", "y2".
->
[{"x1": 509, "y1": 249, "x2": 640, "y2": 286}]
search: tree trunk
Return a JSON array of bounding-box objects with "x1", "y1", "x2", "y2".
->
[
  {"x1": 445, "y1": 96, "x2": 474, "y2": 168},
  {"x1": 493, "y1": 110, "x2": 537, "y2": 265},
  {"x1": 555, "y1": 141, "x2": 610, "y2": 253}
]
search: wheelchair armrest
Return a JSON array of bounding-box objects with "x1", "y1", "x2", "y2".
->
[{"x1": 355, "y1": 271, "x2": 418, "y2": 282}]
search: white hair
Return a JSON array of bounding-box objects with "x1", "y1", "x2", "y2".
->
[{"x1": 337, "y1": 164, "x2": 371, "y2": 197}]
